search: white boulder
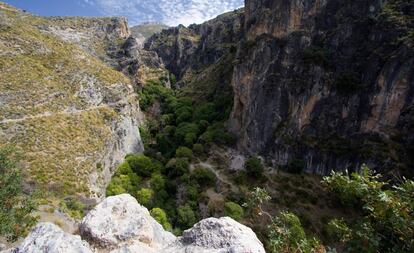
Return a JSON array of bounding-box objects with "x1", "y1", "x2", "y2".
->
[
  {"x1": 79, "y1": 194, "x2": 175, "y2": 249},
  {"x1": 14, "y1": 223, "x2": 92, "y2": 253},
  {"x1": 164, "y1": 217, "x2": 266, "y2": 253}
]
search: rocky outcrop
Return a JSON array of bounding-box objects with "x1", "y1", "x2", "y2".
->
[
  {"x1": 228, "y1": 0, "x2": 414, "y2": 175},
  {"x1": 13, "y1": 223, "x2": 92, "y2": 253},
  {"x1": 8, "y1": 194, "x2": 265, "y2": 253},
  {"x1": 79, "y1": 194, "x2": 175, "y2": 249}
]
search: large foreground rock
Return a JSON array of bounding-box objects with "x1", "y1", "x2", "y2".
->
[
  {"x1": 13, "y1": 223, "x2": 91, "y2": 253},
  {"x1": 80, "y1": 194, "x2": 176, "y2": 249},
  {"x1": 10, "y1": 194, "x2": 265, "y2": 253}
]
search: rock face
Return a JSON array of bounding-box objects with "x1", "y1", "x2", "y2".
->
[
  {"x1": 166, "y1": 217, "x2": 266, "y2": 253},
  {"x1": 14, "y1": 223, "x2": 92, "y2": 253},
  {"x1": 10, "y1": 194, "x2": 265, "y2": 253},
  {"x1": 145, "y1": 9, "x2": 244, "y2": 86},
  {"x1": 228, "y1": 0, "x2": 414, "y2": 175},
  {"x1": 0, "y1": 3, "x2": 143, "y2": 199},
  {"x1": 147, "y1": 0, "x2": 414, "y2": 176},
  {"x1": 79, "y1": 194, "x2": 175, "y2": 249}
]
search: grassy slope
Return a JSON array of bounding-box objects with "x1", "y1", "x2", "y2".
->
[{"x1": 0, "y1": 3, "x2": 132, "y2": 197}]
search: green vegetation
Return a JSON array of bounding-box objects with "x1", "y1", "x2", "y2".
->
[
  {"x1": 0, "y1": 147, "x2": 37, "y2": 241},
  {"x1": 322, "y1": 166, "x2": 414, "y2": 252},
  {"x1": 268, "y1": 212, "x2": 322, "y2": 253},
  {"x1": 150, "y1": 207, "x2": 172, "y2": 230},
  {"x1": 224, "y1": 202, "x2": 244, "y2": 221},
  {"x1": 245, "y1": 156, "x2": 264, "y2": 178}
]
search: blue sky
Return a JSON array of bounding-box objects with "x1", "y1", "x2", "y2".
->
[{"x1": 3, "y1": 0, "x2": 244, "y2": 26}]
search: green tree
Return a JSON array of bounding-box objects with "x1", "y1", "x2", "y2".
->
[
  {"x1": 150, "y1": 208, "x2": 172, "y2": 231},
  {"x1": 245, "y1": 156, "x2": 264, "y2": 178},
  {"x1": 0, "y1": 148, "x2": 37, "y2": 241},
  {"x1": 224, "y1": 202, "x2": 244, "y2": 221},
  {"x1": 126, "y1": 154, "x2": 154, "y2": 177},
  {"x1": 136, "y1": 188, "x2": 154, "y2": 207},
  {"x1": 175, "y1": 146, "x2": 193, "y2": 159},
  {"x1": 191, "y1": 167, "x2": 216, "y2": 188},
  {"x1": 177, "y1": 204, "x2": 196, "y2": 229},
  {"x1": 150, "y1": 173, "x2": 165, "y2": 191}
]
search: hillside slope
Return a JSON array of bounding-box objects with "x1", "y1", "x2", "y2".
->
[{"x1": 0, "y1": 3, "x2": 143, "y2": 200}]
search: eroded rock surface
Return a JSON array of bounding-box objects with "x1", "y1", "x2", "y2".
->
[
  {"x1": 10, "y1": 194, "x2": 265, "y2": 253},
  {"x1": 14, "y1": 223, "x2": 92, "y2": 253}
]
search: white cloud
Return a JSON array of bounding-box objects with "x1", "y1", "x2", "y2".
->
[{"x1": 83, "y1": 0, "x2": 244, "y2": 26}]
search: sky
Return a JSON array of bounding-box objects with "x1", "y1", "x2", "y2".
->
[{"x1": 3, "y1": 0, "x2": 244, "y2": 26}]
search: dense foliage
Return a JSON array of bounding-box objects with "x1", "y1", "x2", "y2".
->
[
  {"x1": 323, "y1": 166, "x2": 414, "y2": 252},
  {"x1": 0, "y1": 148, "x2": 37, "y2": 241}
]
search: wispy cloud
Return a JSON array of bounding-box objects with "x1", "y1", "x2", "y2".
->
[{"x1": 83, "y1": 0, "x2": 244, "y2": 26}]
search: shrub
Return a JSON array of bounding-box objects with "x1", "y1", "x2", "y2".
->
[
  {"x1": 191, "y1": 167, "x2": 216, "y2": 188},
  {"x1": 0, "y1": 148, "x2": 37, "y2": 241},
  {"x1": 245, "y1": 156, "x2": 264, "y2": 178},
  {"x1": 268, "y1": 212, "x2": 322, "y2": 253},
  {"x1": 126, "y1": 154, "x2": 154, "y2": 177},
  {"x1": 150, "y1": 208, "x2": 172, "y2": 231},
  {"x1": 176, "y1": 146, "x2": 193, "y2": 159},
  {"x1": 136, "y1": 188, "x2": 154, "y2": 207},
  {"x1": 193, "y1": 103, "x2": 217, "y2": 122},
  {"x1": 168, "y1": 158, "x2": 190, "y2": 177},
  {"x1": 150, "y1": 173, "x2": 166, "y2": 191},
  {"x1": 224, "y1": 202, "x2": 244, "y2": 221},
  {"x1": 106, "y1": 175, "x2": 134, "y2": 196},
  {"x1": 177, "y1": 204, "x2": 196, "y2": 229},
  {"x1": 323, "y1": 166, "x2": 414, "y2": 252},
  {"x1": 175, "y1": 123, "x2": 199, "y2": 143}
]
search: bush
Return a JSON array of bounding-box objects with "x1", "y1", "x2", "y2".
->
[
  {"x1": 0, "y1": 148, "x2": 37, "y2": 241},
  {"x1": 268, "y1": 212, "x2": 322, "y2": 253},
  {"x1": 323, "y1": 166, "x2": 414, "y2": 252},
  {"x1": 224, "y1": 202, "x2": 244, "y2": 221},
  {"x1": 177, "y1": 204, "x2": 196, "y2": 229},
  {"x1": 136, "y1": 188, "x2": 154, "y2": 207},
  {"x1": 150, "y1": 173, "x2": 166, "y2": 191},
  {"x1": 168, "y1": 158, "x2": 190, "y2": 177},
  {"x1": 106, "y1": 175, "x2": 134, "y2": 196},
  {"x1": 175, "y1": 123, "x2": 199, "y2": 143},
  {"x1": 245, "y1": 156, "x2": 264, "y2": 178},
  {"x1": 126, "y1": 154, "x2": 154, "y2": 177},
  {"x1": 150, "y1": 208, "x2": 172, "y2": 231},
  {"x1": 175, "y1": 146, "x2": 193, "y2": 159},
  {"x1": 193, "y1": 103, "x2": 217, "y2": 122},
  {"x1": 191, "y1": 167, "x2": 216, "y2": 188}
]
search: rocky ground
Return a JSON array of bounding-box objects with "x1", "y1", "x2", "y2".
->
[{"x1": 2, "y1": 194, "x2": 265, "y2": 253}]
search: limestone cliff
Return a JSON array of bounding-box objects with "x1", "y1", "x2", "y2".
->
[
  {"x1": 0, "y1": 3, "x2": 143, "y2": 200},
  {"x1": 229, "y1": 0, "x2": 414, "y2": 175}
]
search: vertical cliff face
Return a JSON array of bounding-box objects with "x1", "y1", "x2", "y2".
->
[
  {"x1": 229, "y1": 0, "x2": 414, "y2": 175},
  {"x1": 145, "y1": 9, "x2": 244, "y2": 86}
]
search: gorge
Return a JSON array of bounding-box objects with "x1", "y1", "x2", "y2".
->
[{"x1": 0, "y1": 0, "x2": 413, "y2": 252}]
